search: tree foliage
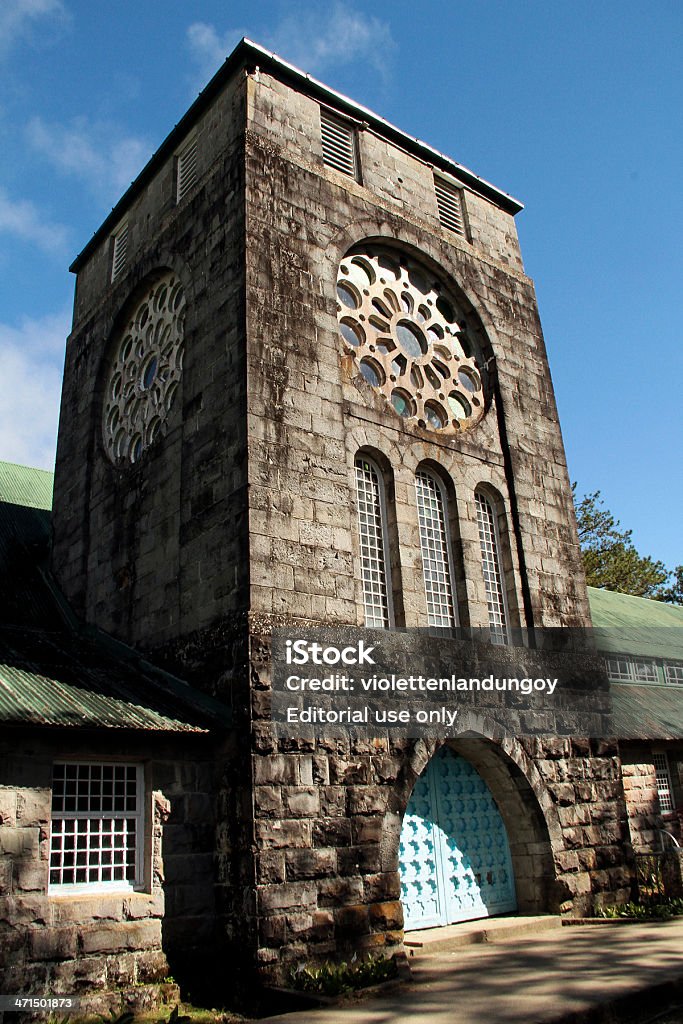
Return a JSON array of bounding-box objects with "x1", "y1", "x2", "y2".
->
[{"x1": 573, "y1": 488, "x2": 681, "y2": 603}]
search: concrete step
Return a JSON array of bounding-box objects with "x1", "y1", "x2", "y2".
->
[{"x1": 404, "y1": 914, "x2": 562, "y2": 952}]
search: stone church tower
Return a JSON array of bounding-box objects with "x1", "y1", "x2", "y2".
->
[{"x1": 51, "y1": 39, "x2": 628, "y2": 985}]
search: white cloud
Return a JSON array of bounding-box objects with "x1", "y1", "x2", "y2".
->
[
  {"x1": 26, "y1": 116, "x2": 151, "y2": 202},
  {"x1": 0, "y1": 307, "x2": 70, "y2": 470},
  {"x1": 0, "y1": 186, "x2": 69, "y2": 257},
  {"x1": 186, "y1": 22, "x2": 246, "y2": 89},
  {"x1": 269, "y1": 5, "x2": 396, "y2": 78},
  {"x1": 186, "y1": 6, "x2": 396, "y2": 88},
  {"x1": 0, "y1": 0, "x2": 66, "y2": 59}
]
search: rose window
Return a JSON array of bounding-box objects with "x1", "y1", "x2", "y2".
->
[
  {"x1": 336, "y1": 247, "x2": 486, "y2": 434},
  {"x1": 103, "y1": 271, "x2": 185, "y2": 465}
]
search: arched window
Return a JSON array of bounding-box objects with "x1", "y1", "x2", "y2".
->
[
  {"x1": 475, "y1": 490, "x2": 509, "y2": 644},
  {"x1": 354, "y1": 456, "x2": 393, "y2": 628},
  {"x1": 415, "y1": 469, "x2": 456, "y2": 629}
]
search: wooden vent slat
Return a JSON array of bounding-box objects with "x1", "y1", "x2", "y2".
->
[
  {"x1": 112, "y1": 224, "x2": 128, "y2": 281},
  {"x1": 177, "y1": 138, "x2": 198, "y2": 201},
  {"x1": 321, "y1": 110, "x2": 357, "y2": 178},
  {"x1": 435, "y1": 178, "x2": 465, "y2": 236}
]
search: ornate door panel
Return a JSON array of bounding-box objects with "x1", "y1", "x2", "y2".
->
[{"x1": 399, "y1": 747, "x2": 517, "y2": 930}]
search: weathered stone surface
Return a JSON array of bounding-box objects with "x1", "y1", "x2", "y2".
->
[{"x1": 27, "y1": 44, "x2": 645, "y2": 1000}]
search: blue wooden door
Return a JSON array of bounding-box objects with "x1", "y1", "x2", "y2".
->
[{"x1": 399, "y1": 746, "x2": 517, "y2": 929}]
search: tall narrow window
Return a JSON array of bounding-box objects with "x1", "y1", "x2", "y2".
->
[
  {"x1": 176, "y1": 135, "x2": 198, "y2": 202},
  {"x1": 434, "y1": 175, "x2": 466, "y2": 237},
  {"x1": 415, "y1": 469, "x2": 456, "y2": 629},
  {"x1": 320, "y1": 108, "x2": 359, "y2": 180},
  {"x1": 653, "y1": 752, "x2": 674, "y2": 813},
  {"x1": 475, "y1": 490, "x2": 508, "y2": 644},
  {"x1": 111, "y1": 222, "x2": 128, "y2": 282},
  {"x1": 355, "y1": 456, "x2": 392, "y2": 628},
  {"x1": 49, "y1": 762, "x2": 143, "y2": 892}
]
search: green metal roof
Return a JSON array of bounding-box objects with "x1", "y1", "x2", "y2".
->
[
  {"x1": 0, "y1": 462, "x2": 230, "y2": 733},
  {"x1": 0, "y1": 461, "x2": 53, "y2": 510},
  {"x1": 0, "y1": 624, "x2": 231, "y2": 732},
  {"x1": 587, "y1": 586, "x2": 683, "y2": 661},
  {"x1": 611, "y1": 684, "x2": 683, "y2": 740}
]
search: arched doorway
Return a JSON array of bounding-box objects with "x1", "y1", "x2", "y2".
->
[{"x1": 399, "y1": 745, "x2": 517, "y2": 929}]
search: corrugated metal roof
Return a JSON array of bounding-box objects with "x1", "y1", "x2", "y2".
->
[
  {"x1": 0, "y1": 462, "x2": 231, "y2": 734},
  {"x1": 0, "y1": 461, "x2": 53, "y2": 510},
  {"x1": 588, "y1": 586, "x2": 683, "y2": 660},
  {"x1": 0, "y1": 625, "x2": 231, "y2": 732},
  {"x1": 611, "y1": 683, "x2": 683, "y2": 739}
]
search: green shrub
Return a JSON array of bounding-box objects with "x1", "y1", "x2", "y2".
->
[
  {"x1": 596, "y1": 897, "x2": 683, "y2": 920},
  {"x1": 288, "y1": 954, "x2": 398, "y2": 996}
]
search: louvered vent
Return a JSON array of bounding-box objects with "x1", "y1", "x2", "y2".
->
[
  {"x1": 177, "y1": 137, "x2": 198, "y2": 202},
  {"x1": 320, "y1": 108, "x2": 358, "y2": 179},
  {"x1": 435, "y1": 177, "x2": 466, "y2": 236},
  {"x1": 111, "y1": 224, "x2": 128, "y2": 282}
]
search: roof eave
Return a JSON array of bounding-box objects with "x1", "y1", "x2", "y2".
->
[{"x1": 70, "y1": 38, "x2": 523, "y2": 274}]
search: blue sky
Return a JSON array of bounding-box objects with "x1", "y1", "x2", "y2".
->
[{"x1": 0, "y1": 0, "x2": 681, "y2": 570}]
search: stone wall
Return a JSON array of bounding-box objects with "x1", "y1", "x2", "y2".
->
[
  {"x1": 0, "y1": 729, "x2": 222, "y2": 1002},
  {"x1": 621, "y1": 744, "x2": 683, "y2": 850},
  {"x1": 243, "y1": 70, "x2": 591, "y2": 636},
  {"x1": 44, "y1": 54, "x2": 634, "y2": 994},
  {"x1": 248, "y1": 692, "x2": 633, "y2": 980},
  {"x1": 51, "y1": 73, "x2": 249, "y2": 653}
]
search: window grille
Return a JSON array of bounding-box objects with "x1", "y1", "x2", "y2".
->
[
  {"x1": 177, "y1": 136, "x2": 198, "y2": 201},
  {"x1": 415, "y1": 470, "x2": 456, "y2": 629},
  {"x1": 475, "y1": 491, "x2": 508, "y2": 644},
  {"x1": 653, "y1": 752, "x2": 674, "y2": 813},
  {"x1": 111, "y1": 223, "x2": 128, "y2": 281},
  {"x1": 606, "y1": 657, "x2": 634, "y2": 682},
  {"x1": 320, "y1": 108, "x2": 358, "y2": 179},
  {"x1": 49, "y1": 762, "x2": 142, "y2": 891},
  {"x1": 355, "y1": 457, "x2": 391, "y2": 628},
  {"x1": 664, "y1": 663, "x2": 683, "y2": 685},
  {"x1": 434, "y1": 176, "x2": 466, "y2": 236},
  {"x1": 606, "y1": 657, "x2": 660, "y2": 683},
  {"x1": 632, "y1": 660, "x2": 658, "y2": 683}
]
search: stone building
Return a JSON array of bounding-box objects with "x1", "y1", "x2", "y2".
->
[{"x1": 1, "y1": 38, "x2": 681, "y2": 1005}]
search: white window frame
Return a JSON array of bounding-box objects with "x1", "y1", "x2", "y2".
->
[
  {"x1": 49, "y1": 761, "x2": 145, "y2": 895},
  {"x1": 605, "y1": 657, "x2": 660, "y2": 684},
  {"x1": 111, "y1": 221, "x2": 128, "y2": 282},
  {"x1": 176, "y1": 134, "x2": 198, "y2": 202},
  {"x1": 475, "y1": 490, "x2": 510, "y2": 645},
  {"x1": 354, "y1": 455, "x2": 394, "y2": 628},
  {"x1": 434, "y1": 174, "x2": 468, "y2": 238},
  {"x1": 320, "y1": 106, "x2": 360, "y2": 181},
  {"x1": 664, "y1": 662, "x2": 683, "y2": 685},
  {"x1": 415, "y1": 468, "x2": 458, "y2": 630},
  {"x1": 653, "y1": 752, "x2": 674, "y2": 813}
]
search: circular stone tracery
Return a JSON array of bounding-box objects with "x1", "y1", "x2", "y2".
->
[
  {"x1": 336, "y1": 247, "x2": 486, "y2": 434},
  {"x1": 102, "y1": 271, "x2": 185, "y2": 465}
]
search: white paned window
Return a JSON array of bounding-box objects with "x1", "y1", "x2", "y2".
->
[
  {"x1": 653, "y1": 752, "x2": 674, "y2": 813},
  {"x1": 49, "y1": 762, "x2": 143, "y2": 892},
  {"x1": 320, "y1": 108, "x2": 358, "y2": 179},
  {"x1": 475, "y1": 491, "x2": 508, "y2": 644},
  {"x1": 605, "y1": 657, "x2": 661, "y2": 683},
  {"x1": 111, "y1": 223, "x2": 128, "y2": 282},
  {"x1": 415, "y1": 470, "x2": 456, "y2": 629},
  {"x1": 606, "y1": 657, "x2": 634, "y2": 682},
  {"x1": 177, "y1": 136, "x2": 198, "y2": 201},
  {"x1": 434, "y1": 176, "x2": 466, "y2": 237},
  {"x1": 664, "y1": 663, "x2": 683, "y2": 685},
  {"x1": 632, "y1": 660, "x2": 658, "y2": 683},
  {"x1": 355, "y1": 457, "x2": 392, "y2": 628}
]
